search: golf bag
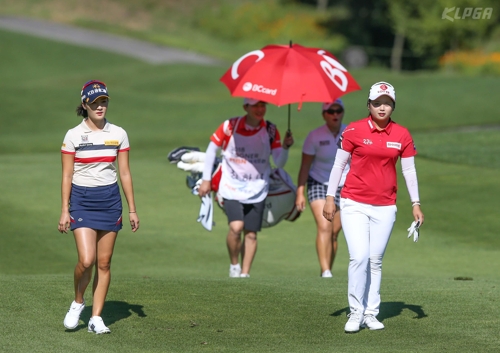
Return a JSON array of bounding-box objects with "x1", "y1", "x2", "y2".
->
[{"x1": 168, "y1": 146, "x2": 300, "y2": 229}]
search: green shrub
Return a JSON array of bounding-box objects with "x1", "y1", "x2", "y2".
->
[
  {"x1": 193, "y1": 0, "x2": 346, "y2": 51},
  {"x1": 439, "y1": 50, "x2": 500, "y2": 76}
]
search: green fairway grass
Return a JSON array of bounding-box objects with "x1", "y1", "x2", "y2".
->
[{"x1": 1, "y1": 28, "x2": 500, "y2": 352}]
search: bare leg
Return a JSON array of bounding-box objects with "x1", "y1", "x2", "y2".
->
[
  {"x1": 331, "y1": 210, "x2": 342, "y2": 270},
  {"x1": 241, "y1": 230, "x2": 257, "y2": 274},
  {"x1": 226, "y1": 221, "x2": 244, "y2": 265},
  {"x1": 310, "y1": 199, "x2": 334, "y2": 273},
  {"x1": 91, "y1": 230, "x2": 118, "y2": 317},
  {"x1": 73, "y1": 228, "x2": 98, "y2": 304}
]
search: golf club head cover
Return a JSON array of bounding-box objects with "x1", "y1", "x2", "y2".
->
[
  {"x1": 181, "y1": 151, "x2": 206, "y2": 163},
  {"x1": 167, "y1": 146, "x2": 200, "y2": 163},
  {"x1": 177, "y1": 161, "x2": 205, "y2": 173}
]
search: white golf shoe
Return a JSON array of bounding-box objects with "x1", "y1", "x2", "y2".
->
[
  {"x1": 344, "y1": 311, "x2": 363, "y2": 333},
  {"x1": 240, "y1": 273, "x2": 250, "y2": 278},
  {"x1": 361, "y1": 314, "x2": 385, "y2": 330},
  {"x1": 88, "y1": 316, "x2": 111, "y2": 334},
  {"x1": 63, "y1": 300, "x2": 85, "y2": 329},
  {"x1": 321, "y1": 270, "x2": 333, "y2": 278},
  {"x1": 229, "y1": 264, "x2": 241, "y2": 278}
]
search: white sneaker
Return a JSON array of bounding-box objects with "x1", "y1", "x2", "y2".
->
[
  {"x1": 344, "y1": 311, "x2": 363, "y2": 333},
  {"x1": 229, "y1": 265, "x2": 241, "y2": 278},
  {"x1": 361, "y1": 314, "x2": 385, "y2": 330},
  {"x1": 63, "y1": 300, "x2": 85, "y2": 329},
  {"x1": 321, "y1": 270, "x2": 333, "y2": 278},
  {"x1": 88, "y1": 316, "x2": 111, "y2": 334},
  {"x1": 240, "y1": 273, "x2": 250, "y2": 278}
]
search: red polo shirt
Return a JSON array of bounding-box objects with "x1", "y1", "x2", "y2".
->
[{"x1": 339, "y1": 116, "x2": 417, "y2": 205}]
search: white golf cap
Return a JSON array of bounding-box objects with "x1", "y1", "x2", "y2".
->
[
  {"x1": 243, "y1": 97, "x2": 263, "y2": 105},
  {"x1": 322, "y1": 98, "x2": 344, "y2": 111},
  {"x1": 368, "y1": 82, "x2": 396, "y2": 102}
]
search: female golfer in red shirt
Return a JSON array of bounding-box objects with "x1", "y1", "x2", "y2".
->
[{"x1": 323, "y1": 82, "x2": 424, "y2": 333}]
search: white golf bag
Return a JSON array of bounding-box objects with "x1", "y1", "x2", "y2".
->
[
  {"x1": 168, "y1": 146, "x2": 300, "y2": 229},
  {"x1": 214, "y1": 167, "x2": 300, "y2": 228}
]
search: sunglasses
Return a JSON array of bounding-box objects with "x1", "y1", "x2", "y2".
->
[{"x1": 324, "y1": 108, "x2": 344, "y2": 114}]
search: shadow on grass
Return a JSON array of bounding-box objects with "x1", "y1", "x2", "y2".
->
[
  {"x1": 66, "y1": 301, "x2": 146, "y2": 332},
  {"x1": 330, "y1": 301, "x2": 428, "y2": 322}
]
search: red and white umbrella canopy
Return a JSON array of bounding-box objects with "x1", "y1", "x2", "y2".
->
[{"x1": 220, "y1": 43, "x2": 361, "y2": 107}]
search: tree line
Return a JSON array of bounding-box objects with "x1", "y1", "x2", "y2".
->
[{"x1": 291, "y1": 0, "x2": 500, "y2": 71}]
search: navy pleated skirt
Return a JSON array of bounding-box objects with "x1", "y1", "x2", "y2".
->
[{"x1": 69, "y1": 183, "x2": 123, "y2": 232}]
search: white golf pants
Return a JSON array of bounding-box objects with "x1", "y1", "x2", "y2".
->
[{"x1": 340, "y1": 198, "x2": 397, "y2": 316}]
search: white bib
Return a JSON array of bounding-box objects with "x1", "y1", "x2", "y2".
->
[{"x1": 219, "y1": 118, "x2": 271, "y2": 203}]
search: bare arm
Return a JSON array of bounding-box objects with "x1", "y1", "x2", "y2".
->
[
  {"x1": 295, "y1": 153, "x2": 314, "y2": 212},
  {"x1": 118, "y1": 151, "x2": 140, "y2": 232},
  {"x1": 58, "y1": 153, "x2": 74, "y2": 233}
]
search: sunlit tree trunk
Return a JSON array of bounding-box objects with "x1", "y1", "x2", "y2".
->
[
  {"x1": 391, "y1": 31, "x2": 405, "y2": 72},
  {"x1": 317, "y1": 0, "x2": 328, "y2": 11}
]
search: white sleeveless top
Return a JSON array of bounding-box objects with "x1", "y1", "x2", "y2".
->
[{"x1": 217, "y1": 117, "x2": 273, "y2": 203}]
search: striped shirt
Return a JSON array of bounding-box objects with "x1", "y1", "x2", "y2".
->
[{"x1": 61, "y1": 119, "x2": 130, "y2": 187}]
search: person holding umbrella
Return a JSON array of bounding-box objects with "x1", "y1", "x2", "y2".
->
[
  {"x1": 295, "y1": 99, "x2": 350, "y2": 278},
  {"x1": 198, "y1": 98, "x2": 294, "y2": 278},
  {"x1": 322, "y1": 82, "x2": 424, "y2": 333}
]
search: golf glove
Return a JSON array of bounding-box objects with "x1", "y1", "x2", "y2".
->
[{"x1": 407, "y1": 220, "x2": 420, "y2": 242}]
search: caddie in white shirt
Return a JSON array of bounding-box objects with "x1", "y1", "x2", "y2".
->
[{"x1": 198, "y1": 98, "x2": 294, "y2": 278}]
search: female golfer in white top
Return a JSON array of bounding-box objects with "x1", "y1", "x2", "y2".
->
[
  {"x1": 295, "y1": 99, "x2": 349, "y2": 278},
  {"x1": 323, "y1": 82, "x2": 424, "y2": 333},
  {"x1": 58, "y1": 80, "x2": 139, "y2": 334}
]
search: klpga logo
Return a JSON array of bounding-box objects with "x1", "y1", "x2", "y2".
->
[{"x1": 442, "y1": 7, "x2": 493, "y2": 22}]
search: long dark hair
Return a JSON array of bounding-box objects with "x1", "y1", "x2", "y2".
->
[{"x1": 76, "y1": 104, "x2": 88, "y2": 118}]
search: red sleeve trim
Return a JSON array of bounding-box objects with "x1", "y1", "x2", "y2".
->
[{"x1": 211, "y1": 119, "x2": 235, "y2": 147}]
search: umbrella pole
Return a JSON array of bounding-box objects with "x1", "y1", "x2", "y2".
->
[
  {"x1": 287, "y1": 103, "x2": 291, "y2": 132},
  {"x1": 287, "y1": 40, "x2": 292, "y2": 134}
]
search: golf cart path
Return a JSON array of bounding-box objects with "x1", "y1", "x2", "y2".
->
[{"x1": 0, "y1": 16, "x2": 221, "y2": 66}]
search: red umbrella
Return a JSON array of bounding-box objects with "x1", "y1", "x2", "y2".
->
[{"x1": 220, "y1": 42, "x2": 361, "y2": 129}]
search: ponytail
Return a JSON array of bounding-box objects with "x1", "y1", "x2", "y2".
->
[{"x1": 76, "y1": 104, "x2": 88, "y2": 118}]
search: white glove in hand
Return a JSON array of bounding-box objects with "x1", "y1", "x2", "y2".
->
[
  {"x1": 407, "y1": 220, "x2": 420, "y2": 242},
  {"x1": 191, "y1": 179, "x2": 203, "y2": 196}
]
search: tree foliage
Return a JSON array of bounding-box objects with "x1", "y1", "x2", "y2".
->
[
  {"x1": 291, "y1": 0, "x2": 500, "y2": 70},
  {"x1": 386, "y1": 0, "x2": 499, "y2": 67}
]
